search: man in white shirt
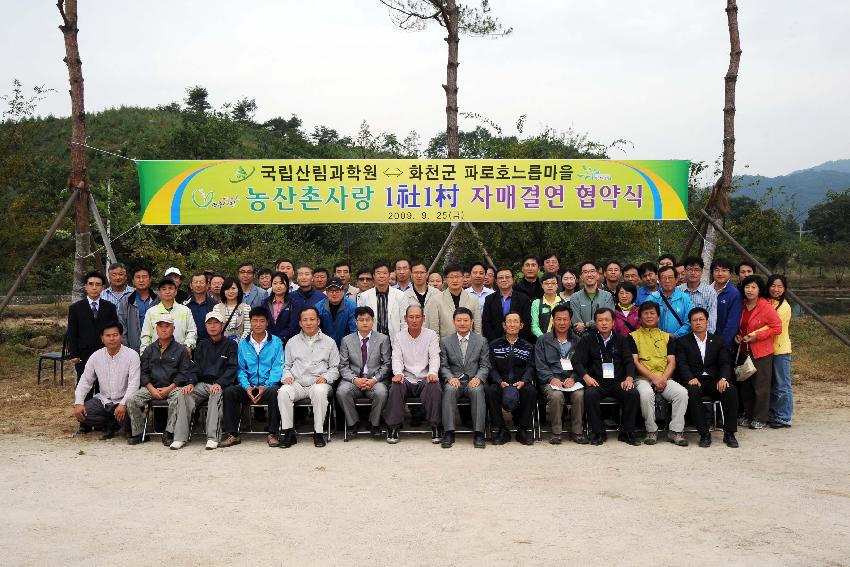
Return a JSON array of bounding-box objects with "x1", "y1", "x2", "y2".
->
[
  {"x1": 73, "y1": 321, "x2": 140, "y2": 439},
  {"x1": 465, "y1": 261, "x2": 494, "y2": 311},
  {"x1": 357, "y1": 262, "x2": 407, "y2": 338}
]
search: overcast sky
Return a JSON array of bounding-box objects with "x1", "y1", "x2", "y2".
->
[{"x1": 2, "y1": 0, "x2": 848, "y2": 177}]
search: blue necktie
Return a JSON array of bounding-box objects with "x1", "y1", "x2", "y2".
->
[{"x1": 91, "y1": 301, "x2": 98, "y2": 319}]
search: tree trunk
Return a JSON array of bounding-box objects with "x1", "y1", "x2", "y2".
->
[
  {"x1": 441, "y1": 0, "x2": 460, "y2": 264},
  {"x1": 58, "y1": 0, "x2": 91, "y2": 301},
  {"x1": 701, "y1": 0, "x2": 741, "y2": 280}
]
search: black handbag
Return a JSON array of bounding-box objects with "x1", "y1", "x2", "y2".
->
[{"x1": 654, "y1": 392, "x2": 669, "y2": 422}]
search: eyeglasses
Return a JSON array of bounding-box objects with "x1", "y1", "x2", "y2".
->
[{"x1": 581, "y1": 270, "x2": 597, "y2": 275}]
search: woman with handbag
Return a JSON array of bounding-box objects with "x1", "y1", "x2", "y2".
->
[
  {"x1": 767, "y1": 274, "x2": 794, "y2": 428},
  {"x1": 212, "y1": 276, "x2": 252, "y2": 342},
  {"x1": 735, "y1": 275, "x2": 783, "y2": 429},
  {"x1": 531, "y1": 272, "x2": 568, "y2": 338},
  {"x1": 613, "y1": 282, "x2": 640, "y2": 336}
]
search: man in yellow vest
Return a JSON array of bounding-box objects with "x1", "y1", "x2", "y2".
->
[{"x1": 628, "y1": 301, "x2": 690, "y2": 447}]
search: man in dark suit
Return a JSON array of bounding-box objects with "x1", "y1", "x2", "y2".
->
[
  {"x1": 336, "y1": 306, "x2": 392, "y2": 437},
  {"x1": 482, "y1": 266, "x2": 532, "y2": 343},
  {"x1": 439, "y1": 307, "x2": 491, "y2": 449},
  {"x1": 68, "y1": 271, "x2": 119, "y2": 390},
  {"x1": 675, "y1": 307, "x2": 740, "y2": 448}
]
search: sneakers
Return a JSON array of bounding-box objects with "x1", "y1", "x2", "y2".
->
[
  {"x1": 431, "y1": 426, "x2": 443, "y2": 444},
  {"x1": 698, "y1": 433, "x2": 712, "y2": 448},
  {"x1": 162, "y1": 431, "x2": 174, "y2": 447},
  {"x1": 644, "y1": 431, "x2": 658, "y2": 445},
  {"x1": 723, "y1": 432, "x2": 739, "y2": 448},
  {"x1": 169, "y1": 440, "x2": 186, "y2": 450},
  {"x1": 549, "y1": 434, "x2": 562, "y2": 445},
  {"x1": 387, "y1": 427, "x2": 400, "y2": 444},
  {"x1": 570, "y1": 433, "x2": 589, "y2": 445},
  {"x1": 668, "y1": 431, "x2": 689, "y2": 447},
  {"x1": 750, "y1": 421, "x2": 766, "y2": 429},
  {"x1": 205, "y1": 439, "x2": 218, "y2": 450},
  {"x1": 737, "y1": 417, "x2": 751, "y2": 428},
  {"x1": 219, "y1": 434, "x2": 241, "y2": 448}
]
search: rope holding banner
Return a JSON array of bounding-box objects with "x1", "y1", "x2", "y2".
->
[
  {"x1": 71, "y1": 141, "x2": 137, "y2": 162},
  {"x1": 75, "y1": 222, "x2": 141, "y2": 259}
]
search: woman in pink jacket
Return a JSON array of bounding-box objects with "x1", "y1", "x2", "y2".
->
[
  {"x1": 613, "y1": 282, "x2": 640, "y2": 337},
  {"x1": 736, "y1": 275, "x2": 783, "y2": 429}
]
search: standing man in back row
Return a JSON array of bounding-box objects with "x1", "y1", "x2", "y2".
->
[
  {"x1": 425, "y1": 264, "x2": 482, "y2": 337},
  {"x1": 358, "y1": 262, "x2": 407, "y2": 339},
  {"x1": 570, "y1": 260, "x2": 615, "y2": 337}
]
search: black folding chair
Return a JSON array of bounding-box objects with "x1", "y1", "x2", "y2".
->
[{"x1": 37, "y1": 332, "x2": 72, "y2": 386}]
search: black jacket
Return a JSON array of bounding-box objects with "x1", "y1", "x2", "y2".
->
[
  {"x1": 140, "y1": 339, "x2": 196, "y2": 388},
  {"x1": 67, "y1": 298, "x2": 118, "y2": 362},
  {"x1": 675, "y1": 332, "x2": 732, "y2": 385},
  {"x1": 514, "y1": 278, "x2": 543, "y2": 301},
  {"x1": 192, "y1": 337, "x2": 238, "y2": 387},
  {"x1": 481, "y1": 290, "x2": 533, "y2": 343},
  {"x1": 488, "y1": 337, "x2": 535, "y2": 385},
  {"x1": 572, "y1": 331, "x2": 635, "y2": 382}
]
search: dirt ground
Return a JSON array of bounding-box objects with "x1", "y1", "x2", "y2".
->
[{"x1": 1, "y1": 404, "x2": 849, "y2": 566}]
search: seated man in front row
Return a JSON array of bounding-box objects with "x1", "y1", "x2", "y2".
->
[
  {"x1": 220, "y1": 307, "x2": 284, "y2": 448},
  {"x1": 383, "y1": 304, "x2": 442, "y2": 444},
  {"x1": 279, "y1": 306, "x2": 340, "y2": 449},
  {"x1": 73, "y1": 321, "x2": 140, "y2": 440},
  {"x1": 573, "y1": 308, "x2": 641, "y2": 446},
  {"x1": 675, "y1": 307, "x2": 740, "y2": 448},
  {"x1": 486, "y1": 312, "x2": 537, "y2": 445},
  {"x1": 629, "y1": 301, "x2": 690, "y2": 447},
  {"x1": 336, "y1": 306, "x2": 391, "y2": 438},
  {"x1": 534, "y1": 304, "x2": 588, "y2": 445},
  {"x1": 127, "y1": 313, "x2": 196, "y2": 446},
  {"x1": 439, "y1": 307, "x2": 490, "y2": 449},
  {"x1": 170, "y1": 311, "x2": 238, "y2": 451}
]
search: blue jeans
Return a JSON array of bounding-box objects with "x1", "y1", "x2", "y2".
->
[{"x1": 769, "y1": 353, "x2": 793, "y2": 425}]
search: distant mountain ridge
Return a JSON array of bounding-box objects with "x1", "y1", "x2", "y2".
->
[{"x1": 735, "y1": 159, "x2": 850, "y2": 217}]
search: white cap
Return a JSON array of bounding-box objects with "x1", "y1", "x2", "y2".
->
[{"x1": 164, "y1": 267, "x2": 182, "y2": 277}]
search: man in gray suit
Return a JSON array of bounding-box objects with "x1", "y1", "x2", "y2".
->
[
  {"x1": 439, "y1": 307, "x2": 491, "y2": 449},
  {"x1": 336, "y1": 306, "x2": 391, "y2": 437}
]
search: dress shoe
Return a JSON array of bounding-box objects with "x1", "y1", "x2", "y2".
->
[
  {"x1": 162, "y1": 432, "x2": 174, "y2": 447},
  {"x1": 441, "y1": 430, "x2": 455, "y2": 448},
  {"x1": 267, "y1": 434, "x2": 280, "y2": 447},
  {"x1": 473, "y1": 432, "x2": 485, "y2": 449},
  {"x1": 617, "y1": 432, "x2": 641, "y2": 446},
  {"x1": 431, "y1": 426, "x2": 443, "y2": 444},
  {"x1": 549, "y1": 434, "x2": 562, "y2": 445},
  {"x1": 589, "y1": 433, "x2": 604, "y2": 446},
  {"x1": 492, "y1": 427, "x2": 510, "y2": 445},
  {"x1": 314, "y1": 432, "x2": 326, "y2": 447},
  {"x1": 126, "y1": 434, "x2": 143, "y2": 446},
  {"x1": 723, "y1": 432, "x2": 739, "y2": 448},
  {"x1": 643, "y1": 431, "x2": 658, "y2": 445},
  {"x1": 219, "y1": 434, "x2": 241, "y2": 448},
  {"x1": 570, "y1": 433, "x2": 589, "y2": 445},
  {"x1": 387, "y1": 427, "x2": 400, "y2": 444},
  {"x1": 77, "y1": 424, "x2": 92, "y2": 435},
  {"x1": 516, "y1": 428, "x2": 534, "y2": 446},
  {"x1": 699, "y1": 433, "x2": 712, "y2": 448},
  {"x1": 668, "y1": 431, "x2": 689, "y2": 447},
  {"x1": 768, "y1": 421, "x2": 791, "y2": 429},
  {"x1": 280, "y1": 429, "x2": 297, "y2": 448},
  {"x1": 99, "y1": 422, "x2": 120, "y2": 440},
  {"x1": 370, "y1": 424, "x2": 383, "y2": 437}
]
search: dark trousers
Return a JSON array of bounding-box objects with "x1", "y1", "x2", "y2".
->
[
  {"x1": 584, "y1": 379, "x2": 639, "y2": 435},
  {"x1": 79, "y1": 398, "x2": 128, "y2": 430},
  {"x1": 383, "y1": 379, "x2": 442, "y2": 428},
  {"x1": 685, "y1": 379, "x2": 738, "y2": 434},
  {"x1": 740, "y1": 354, "x2": 773, "y2": 423},
  {"x1": 222, "y1": 384, "x2": 281, "y2": 435},
  {"x1": 485, "y1": 383, "x2": 536, "y2": 429}
]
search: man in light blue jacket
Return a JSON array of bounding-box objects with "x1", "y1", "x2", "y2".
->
[
  {"x1": 647, "y1": 265, "x2": 693, "y2": 338},
  {"x1": 220, "y1": 307, "x2": 284, "y2": 448}
]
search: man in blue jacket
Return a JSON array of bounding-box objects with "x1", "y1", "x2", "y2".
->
[
  {"x1": 646, "y1": 266, "x2": 693, "y2": 338},
  {"x1": 317, "y1": 278, "x2": 357, "y2": 347},
  {"x1": 710, "y1": 257, "x2": 743, "y2": 350},
  {"x1": 219, "y1": 307, "x2": 284, "y2": 448}
]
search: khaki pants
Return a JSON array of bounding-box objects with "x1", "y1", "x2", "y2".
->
[
  {"x1": 173, "y1": 382, "x2": 223, "y2": 443},
  {"x1": 127, "y1": 387, "x2": 180, "y2": 437},
  {"x1": 540, "y1": 384, "x2": 584, "y2": 435}
]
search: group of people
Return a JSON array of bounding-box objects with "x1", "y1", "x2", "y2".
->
[{"x1": 68, "y1": 252, "x2": 794, "y2": 450}]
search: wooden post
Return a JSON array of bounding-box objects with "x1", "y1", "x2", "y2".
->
[{"x1": 700, "y1": 210, "x2": 850, "y2": 349}]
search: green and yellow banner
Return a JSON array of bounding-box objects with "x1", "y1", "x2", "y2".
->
[{"x1": 137, "y1": 159, "x2": 689, "y2": 225}]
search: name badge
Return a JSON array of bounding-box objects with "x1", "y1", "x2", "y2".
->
[
  {"x1": 560, "y1": 358, "x2": 572, "y2": 371},
  {"x1": 602, "y1": 362, "x2": 615, "y2": 379}
]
